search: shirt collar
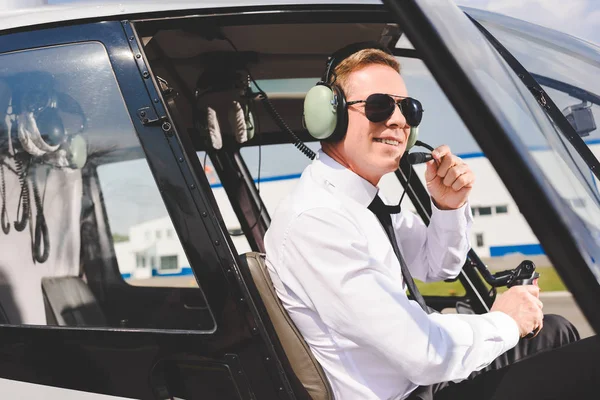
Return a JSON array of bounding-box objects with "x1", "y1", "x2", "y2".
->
[{"x1": 312, "y1": 149, "x2": 379, "y2": 207}]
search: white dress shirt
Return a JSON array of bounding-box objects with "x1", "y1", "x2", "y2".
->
[{"x1": 264, "y1": 150, "x2": 520, "y2": 400}]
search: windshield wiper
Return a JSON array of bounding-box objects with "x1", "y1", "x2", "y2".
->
[
  {"x1": 529, "y1": 73, "x2": 600, "y2": 107},
  {"x1": 466, "y1": 14, "x2": 600, "y2": 181}
]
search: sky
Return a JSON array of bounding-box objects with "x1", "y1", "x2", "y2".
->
[
  {"x1": 456, "y1": 0, "x2": 600, "y2": 46},
  {"x1": 33, "y1": 0, "x2": 598, "y2": 46},
  {"x1": 3, "y1": 0, "x2": 599, "y2": 235}
]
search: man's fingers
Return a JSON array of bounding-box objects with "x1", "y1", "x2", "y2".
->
[
  {"x1": 451, "y1": 172, "x2": 475, "y2": 191},
  {"x1": 442, "y1": 164, "x2": 469, "y2": 187},
  {"x1": 535, "y1": 297, "x2": 544, "y2": 310},
  {"x1": 432, "y1": 144, "x2": 451, "y2": 161},
  {"x1": 529, "y1": 285, "x2": 540, "y2": 297},
  {"x1": 425, "y1": 160, "x2": 438, "y2": 183},
  {"x1": 437, "y1": 155, "x2": 464, "y2": 178},
  {"x1": 436, "y1": 155, "x2": 455, "y2": 178},
  {"x1": 509, "y1": 285, "x2": 540, "y2": 297}
]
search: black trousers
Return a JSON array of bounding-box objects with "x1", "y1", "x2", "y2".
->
[{"x1": 408, "y1": 314, "x2": 591, "y2": 400}]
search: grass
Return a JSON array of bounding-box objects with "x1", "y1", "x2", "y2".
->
[{"x1": 415, "y1": 266, "x2": 567, "y2": 297}]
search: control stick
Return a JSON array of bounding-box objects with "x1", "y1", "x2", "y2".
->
[{"x1": 474, "y1": 259, "x2": 541, "y2": 339}]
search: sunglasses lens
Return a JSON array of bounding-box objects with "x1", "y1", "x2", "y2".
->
[
  {"x1": 401, "y1": 97, "x2": 423, "y2": 127},
  {"x1": 365, "y1": 94, "x2": 395, "y2": 122}
]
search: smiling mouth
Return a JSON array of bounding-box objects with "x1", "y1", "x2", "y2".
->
[{"x1": 373, "y1": 138, "x2": 400, "y2": 146}]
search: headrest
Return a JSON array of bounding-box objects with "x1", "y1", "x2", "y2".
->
[{"x1": 195, "y1": 89, "x2": 254, "y2": 150}]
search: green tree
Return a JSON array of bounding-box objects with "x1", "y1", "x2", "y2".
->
[{"x1": 112, "y1": 234, "x2": 129, "y2": 243}]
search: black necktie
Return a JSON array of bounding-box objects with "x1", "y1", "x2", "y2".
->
[{"x1": 368, "y1": 195, "x2": 429, "y2": 313}]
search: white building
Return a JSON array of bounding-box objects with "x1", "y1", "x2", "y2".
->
[
  {"x1": 115, "y1": 216, "x2": 191, "y2": 280},
  {"x1": 114, "y1": 146, "x2": 600, "y2": 278}
]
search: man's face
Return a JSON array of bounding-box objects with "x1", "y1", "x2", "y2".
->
[{"x1": 328, "y1": 64, "x2": 410, "y2": 186}]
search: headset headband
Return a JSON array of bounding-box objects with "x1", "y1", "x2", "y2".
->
[{"x1": 323, "y1": 41, "x2": 393, "y2": 84}]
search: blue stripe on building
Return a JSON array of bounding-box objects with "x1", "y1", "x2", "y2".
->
[
  {"x1": 122, "y1": 266, "x2": 194, "y2": 279},
  {"x1": 489, "y1": 244, "x2": 545, "y2": 257},
  {"x1": 210, "y1": 173, "x2": 302, "y2": 189},
  {"x1": 209, "y1": 140, "x2": 600, "y2": 188},
  {"x1": 152, "y1": 266, "x2": 194, "y2": 277}
]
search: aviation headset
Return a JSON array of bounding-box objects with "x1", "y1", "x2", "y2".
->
[
  {"x1": 194, "y1": 68, "x2": 255, "y2": 150},
  {"x1": 9, "y1": 72, "x2": 88, "y2": 169},
  {"x1": 303, "y1": 41, "x2": 423, "y2": 150}
]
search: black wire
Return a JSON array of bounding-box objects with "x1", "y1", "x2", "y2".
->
[
  {"x1": 223, "y1": 37, "x2": 238, "y2": 52},
  {"x1": 1, "y1": 162, "x2": 9, "y2": 234},
  {"x1": 257, "y1": 132, "x2": 262, "y2": 194},
  {"x1": 414, "y1": 140, "x2": 434, "y2": 151},
  {"x1": 258, "y1": 95, "x2": 316, "y2": 160},
  {"x1": 222, "y1": 36, "x2": 275, "y2": 237},
  {"x1": 230, "y1": 100, "x2": 263, "y2": 237},
  {"x1": 14, "y1": 157, "x2": 30, "y2": 232},
  {"x1": 398, "y1": 140, "x2": 434, "y2": 208},
  {"x1": 398, "y1": 160, "x2": 411, "y2": 208},
  {"x1": 32, "y1": 166, "x2": 49, "y2": 264},
  {"x1": 223, "y1": 36, "x2": 316, "y2": 160}
]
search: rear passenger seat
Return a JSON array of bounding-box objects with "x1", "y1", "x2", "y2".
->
[{"x1": 42, "y1": 276, "x2": 106, "y2": 326}]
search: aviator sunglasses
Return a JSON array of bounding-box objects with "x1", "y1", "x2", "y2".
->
[{"x1": 347, "y1": 93, "x2": 424, "y2": 127}]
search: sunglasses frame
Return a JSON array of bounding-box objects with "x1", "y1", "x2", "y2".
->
[{"x1": 347, "y1": 93, "x2": 424, "y2": 126}]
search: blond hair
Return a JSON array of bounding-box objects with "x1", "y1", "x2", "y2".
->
[{"x1": 331, "y1": 48, "x2": 400, "y2": 97}]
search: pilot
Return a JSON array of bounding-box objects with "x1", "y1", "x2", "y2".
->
[{"x1": 264, "y1": 42, "x2": 581, "y2": 400}]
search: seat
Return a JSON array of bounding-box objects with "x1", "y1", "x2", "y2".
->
[
  {"x1": 41, "y1": 276, "x2": 107, "y2": 326},
  {"x1": 241, "y1": 252, "x2": 333, "y2": 400}
]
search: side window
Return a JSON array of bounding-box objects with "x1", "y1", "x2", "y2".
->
[
  {"x1": 0, "y1": 42, "x2": 213, "y2": 330},
  {"x1": 97, "y1": 159, "x2": 196, "y2": 287},
  {"x1": 196, "y1": 151, "x2": 252, "y2": 254},
  {"x1": 239, "y1": 142, "x2": 321, "y2": 216},
  {"x1": 236, "y1": 79, "x2": 322, "y2": 217}
]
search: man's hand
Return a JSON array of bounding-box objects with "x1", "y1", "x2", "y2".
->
[
  {"x1": 425, "y1": 145, "x2": 475, "y2": 210},
  {"x1": 491, "y1": 285, "x2": 544, "y2": 338}
]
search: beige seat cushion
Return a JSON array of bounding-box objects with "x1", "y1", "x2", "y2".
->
[{"x1": 243, "y1": 252, "x2": 333, "y2": 400}]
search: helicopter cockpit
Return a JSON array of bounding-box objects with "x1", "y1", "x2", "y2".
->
[{"x1": 0, "y1": 2, "x2": 599, "y2": 398}]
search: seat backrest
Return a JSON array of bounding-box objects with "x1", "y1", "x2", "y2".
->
[
  {"x1": 41, "y1": 276, "x2": 107, "y2": 327},
  {"x1": 242, "y1": 252, "x2": 333, "y2": 400}
]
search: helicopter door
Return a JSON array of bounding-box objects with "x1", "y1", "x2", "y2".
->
[{"x1": 0, "y1": 20, "x2": 288, "y2": 399}]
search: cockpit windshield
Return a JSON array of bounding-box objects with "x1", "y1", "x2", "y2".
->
[
  {"x1": 470, "y1": 9, "x2": 600, "y2": 186},
  {"x1": 469, "y1": 10, "x2": 600, "y2": 142},
  {"x1": 467, "y1": 10, "x2": 600, "y2": 280}
]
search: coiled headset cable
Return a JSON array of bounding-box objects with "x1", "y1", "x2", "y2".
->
[
  {"x1": 14, "y1": 156, "x2": 30, "y2": 232},
  {"x1": 0, "y1": 162, "x2": 9, "y2": 234},
  {"x1": 257, "y1": 93, "x2": 316, "y2": 160},
  {"x1": 31, "y1": 166, "x2": 49, "y2": 263},
  {"x1": 223, "y1": 37, "x2": 317, "y2": 161},
  {"x1": 221, "y1": 36, "x2": 316, "y2": 238}
]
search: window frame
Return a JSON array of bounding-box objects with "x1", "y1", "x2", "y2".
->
[{"x1": 0, "y1": 21, "x2": 233, "y2": 334}]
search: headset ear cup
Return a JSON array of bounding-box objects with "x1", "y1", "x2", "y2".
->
[
  {"x1": 66, "y1": 134, "x2": 87, "y2": 169},
  {"x1": 245, "y1": 108, "x2": 255, "y2": 141},
  {"x1": 303, "y1": 84, "x2": 338, "y2": 140},
  {"x1": 228, "y1": 101, "x2": 255, "y2": 143},
  {"x1": 196, "y1": 106, "x2": 223, "y2": 150},
  {"x1": 406, "y1": 126, "x2": 419, "y2": 151},
  {"x1": 229, "y1": 101, "x2": 248, "y2": 143},
  {"x1": 328, "y1": 85, "x2": 347, "y2": 142}
]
